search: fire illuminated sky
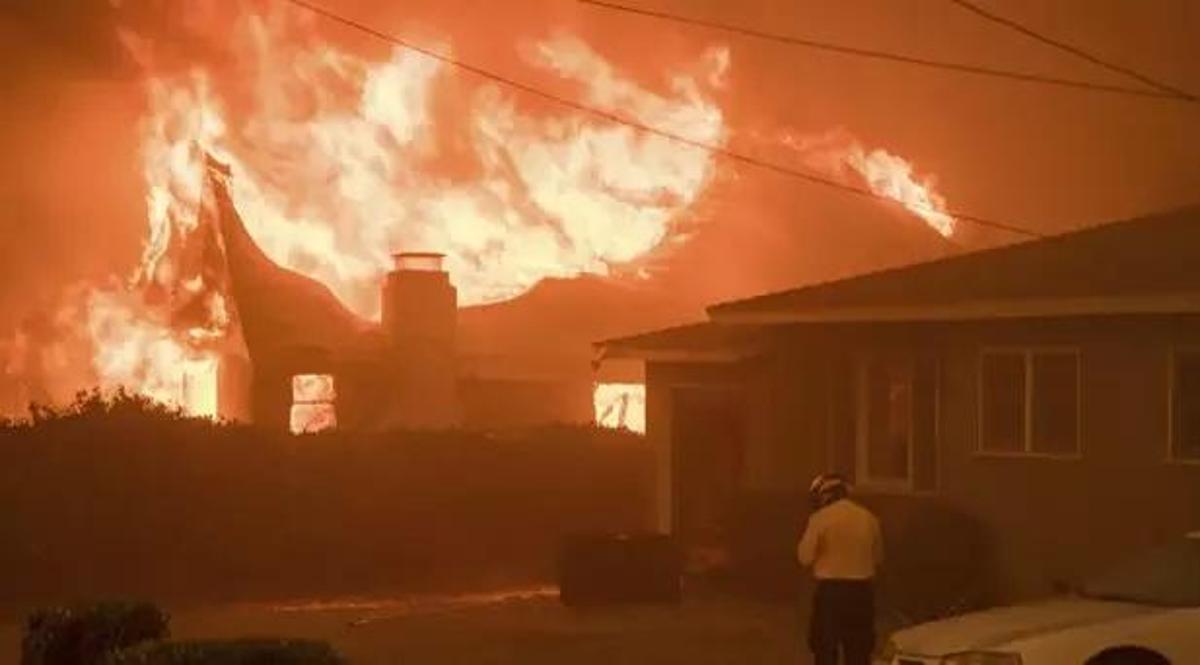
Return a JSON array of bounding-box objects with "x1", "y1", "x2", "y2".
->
[
  {"x1": 1, "y1": 0, "x2": 1199, "y2": 413},
  {"x1": 4, "y1": 0, "x2": 1198, "y2": 320}
]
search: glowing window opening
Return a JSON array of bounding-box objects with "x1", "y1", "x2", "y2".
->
[
  {"x1": 180, "y1": 357, "x2": 219, "y2": 420},
  {"x1": 594, "y1": 383, "x2": 646, "y2": 434},
  {"x1": 290, "y1": 373, "x2": 337, "y2": 434}
]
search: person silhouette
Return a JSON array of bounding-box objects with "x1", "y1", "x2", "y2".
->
[{"x1": 797, "y1": 474, "x2": 883, "y2": 665}]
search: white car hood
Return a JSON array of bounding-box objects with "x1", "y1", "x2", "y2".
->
[{"x1": 892, "y1": 598, "x2": 1162, "y2": 655}]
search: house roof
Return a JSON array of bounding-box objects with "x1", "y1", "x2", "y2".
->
[
  {"x1": 708, "y1": 205, "x2": 1200, "y2": 323},
  {"x1": 457, "y1": 274, "x2": 702, "y2": 379},
  {"x1": 596, "y1": 322, "x2": 764, "y2": 363},
  {"x1": 207, "y1": 158, "x2": 382, "y2": 364}
]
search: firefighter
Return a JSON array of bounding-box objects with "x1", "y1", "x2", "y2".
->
[{"x1": 797, "y1": 473, "x2": 884, "y2": 665}]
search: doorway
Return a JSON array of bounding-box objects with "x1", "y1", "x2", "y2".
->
[{"x1": 671, "y1": 386, "x2": 747, "y2": 551}]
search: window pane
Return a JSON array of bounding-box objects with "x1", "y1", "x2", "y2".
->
[
  {"x1": 1031, "y1": 353, "x2": 1079, "y2": 455},
  {"x1": 290, "y1": 374, "x2": 336, "y2": 434},
  {"x1": 293, "y1": 374, "x2": 336, "y2": 403},
  {"x1": 912, "y1": 355, "x2": 939, "y2": 492},
  {"x1": 982, "y1": 353, "x2": 1025, "y2": 452},
  {"x1": 1173, "y1": 353, "x2": 1200, "y2": 461},
  {"x1": 866, "y1": 356, "x2": 912, "y2": 481},
  {"x1": 290, "y1": 403, "x2": 337, "y2": 434}
]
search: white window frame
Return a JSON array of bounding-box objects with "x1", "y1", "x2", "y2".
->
[
  {"x1": 854, "y1": 352, "x2": 917, "y2": 493},
  {"x1": 1166, "y1": 347, "x2": 1200, "y2": 465},
  {"x1": 977, "y1": 346, "x2": 1082, "y2": 459}
]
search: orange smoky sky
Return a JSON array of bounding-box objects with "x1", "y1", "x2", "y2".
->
[{"x1": 1, "y1": 0, "x2": 1198, "y2": 334}]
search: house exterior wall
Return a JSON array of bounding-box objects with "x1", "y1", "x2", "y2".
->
[
  {"x1": 249, "y1": 358, "x2": 377, "y2": 432},
  {"x1": 930, "y1": 315, "x2": 1200, "y2": 597},
  {"x1": 459, "y1": 377, "x2": 592, "y2": 428},
  {"x1": 648, "y1": 314, "x2": 1200, "y2": 603},
  {"x1": 743, "y1": 342, "x2": 824, "y2": 494}
]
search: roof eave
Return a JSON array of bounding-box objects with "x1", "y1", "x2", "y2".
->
[
  {"x1": 596, "y1": 347, "x2": 757, "y2": 363},
  {"x1": 709, "y1": 292, "x2": 1200, "y2": 325}
]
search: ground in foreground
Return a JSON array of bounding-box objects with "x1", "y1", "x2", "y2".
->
[{"x1": 1, "y1": 589, "x2": 809, "y2": 664}]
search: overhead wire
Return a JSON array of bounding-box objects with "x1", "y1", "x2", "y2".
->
[
  {"x1": 574, "y1": 0, "x2": 1196, "y2": 104},
  {"x1": 946, "y1": 0, "x2": 1196, "y2": 102},
  {"x1": 281, "y1": 0, "x2": 1048, "y2": 239}
]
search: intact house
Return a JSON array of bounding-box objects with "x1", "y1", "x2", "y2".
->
[{"x1": 595, "y1": 206, "x2": 1200, "y2": 604}]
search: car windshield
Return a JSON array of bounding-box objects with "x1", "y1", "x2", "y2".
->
[{"x1": 1080, "y1": 538, "x2": 1200, "y2": 607}]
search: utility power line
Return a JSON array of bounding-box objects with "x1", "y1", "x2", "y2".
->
[
  {"x1": 281, "y1": 0, "x2": 1046, "y2": 239},
  {"x1": 947, "y1": 0, "x2": 1196, "y2": 102},
  {"x1": 575, "y1": 0, "x2": 1196, "y2": 104}
]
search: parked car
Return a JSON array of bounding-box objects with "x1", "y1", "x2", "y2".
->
[{"x1": 877, "y1": 533, "x2": 1200, "y2": 664}]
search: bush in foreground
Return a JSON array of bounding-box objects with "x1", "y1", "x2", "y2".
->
[
  {"x1": 22, "y1": 602, "x2": 169, "y2": 665},
  {"x1": 106, "y1": 640, "x2": 345, "y2": 665}
]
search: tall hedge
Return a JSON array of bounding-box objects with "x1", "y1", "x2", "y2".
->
[{"x1": 0, "y1": 394, "x2": 653, "y2": 605}]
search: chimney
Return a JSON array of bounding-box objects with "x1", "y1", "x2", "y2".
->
[
  {"x1": 382, "y1": 252, "x2": 455, "y2": 347},
  {"x1": 380, "y1": 252, "x2": 459, "y2": 429}
]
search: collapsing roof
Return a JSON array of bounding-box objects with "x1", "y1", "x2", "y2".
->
[{"x1": 206, "y1": 156, "x2": 383, "y2": 365}]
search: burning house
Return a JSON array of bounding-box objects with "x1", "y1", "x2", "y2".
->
[
  {"x1": 202, "y1": 157, "x2": 499, "y2": 432},
  {"x1": 198, "y1": 155, "x2": 645, "y2": 432},
  {"x1": 0, "y1": 3, "x2": 975, "y2": 435}
]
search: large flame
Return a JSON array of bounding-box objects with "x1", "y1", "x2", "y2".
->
[
  {"x1": 2, "y1": 7, "x2": 728, "y2": 420},
  {"x1": 0, "y1": 281, "x2": 224, "y2": 419},
  {"x1": 140, "y1": 12, "x2": 728, "y2": 319},
  {"x1": 2, "y1": 4, "x2": 960, "y2": 422},
  {"x1": 86, "y1": 289, "x2": 221, "y2": 418}
]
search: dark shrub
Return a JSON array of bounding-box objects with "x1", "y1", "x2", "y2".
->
[
  {"x1": 870, "y1": 499, "x2": 998, "y2": 624},
  {"x1": 558, "y1": 533, "x2": 681, "y2": 606},
  {"x1": 106, "y1": 640, "x2": 344, "y2": 665},
  {"x1": 727, "y1": 492, "x2": 807, "y2": 600},
  {"x1": 724, "y1": 491, "x2": 999, "y2": 618},
  {"x1": 22, "y1": 602, "x2": 169, "y2": 665},
  {"x1": 0, "y1": 393, "x2": 651, "y2": 605}
]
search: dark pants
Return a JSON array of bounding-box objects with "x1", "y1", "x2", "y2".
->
[{"x1": 809, "y1": 579, "x2": 875, "y2": 665}]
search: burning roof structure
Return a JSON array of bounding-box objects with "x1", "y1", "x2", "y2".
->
[{"x1": 0, "y1": 2, "x2": 964, "y2": 432}]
